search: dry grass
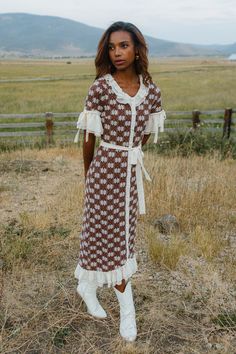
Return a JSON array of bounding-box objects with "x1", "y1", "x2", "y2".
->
[
  {"x1": 145, "y1": 151, "x2": 235, "y2": 232},
  {"x1": 148, "y1": 227, "x2": 189, "y2": 270},
  {"x1": 1, "y1": 146, "x2": 236, "y2": 353}
]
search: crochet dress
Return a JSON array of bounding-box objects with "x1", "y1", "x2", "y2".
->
[{"x1": 74, "y1": 74, "x2": 166, "y2": 287}]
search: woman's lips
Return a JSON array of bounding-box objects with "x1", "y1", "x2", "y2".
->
[{"x1": 114, "y1": 60, "x2": 125, "y2": 65}]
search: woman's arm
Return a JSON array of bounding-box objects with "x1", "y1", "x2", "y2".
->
[{"x1": 83, "y1": 131, "x2": 96, "y2": 180}]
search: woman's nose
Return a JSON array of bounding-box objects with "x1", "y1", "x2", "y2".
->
[{"x1": 114, "y1": 47, "x2": 121, "y2": 56}]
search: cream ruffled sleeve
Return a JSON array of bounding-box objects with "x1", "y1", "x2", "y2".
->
[
  {"x1": 144, "y1": 110, "x2": 166, "y2": 143},
  {"x1": 74, "y1": 80, "x2": 104, "y2": 143},
  {"x1": 74, "y1": 109, "x2": 103, "y2": 143},
  {"x1": 144, "y1": 85, "x2": 166, "y2": 143}
]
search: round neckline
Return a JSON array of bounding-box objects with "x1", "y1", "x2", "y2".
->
[{"x1": 107, "y1": 74, "x2": 143, "y2": 99}]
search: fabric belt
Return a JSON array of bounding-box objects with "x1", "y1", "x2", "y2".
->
[{"x1": 100, "y1": 140, "x2": 151, "y2": 214}]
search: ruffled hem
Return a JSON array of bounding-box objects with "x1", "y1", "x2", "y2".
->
[
  {"x1": 74, "y1": 109, "x2": 103, "y2": 143},
  {"x1": 74, "y1": 256, "x2": 138, "y2": 288},
  {"x1": 144, "y1": 110, "x2": 166, "y2": 143},
  {"x1": 104, "y1": 74, "x2": 149, "y2": 106}
]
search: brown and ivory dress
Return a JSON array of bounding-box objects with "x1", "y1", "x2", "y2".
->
[{"x1": 74, "y1": 74, "x2": 166, "y2": 287}]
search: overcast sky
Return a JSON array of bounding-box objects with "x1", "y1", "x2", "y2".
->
[{"x1": 1, "y1": 0, "x2": 236, "y2": 45}]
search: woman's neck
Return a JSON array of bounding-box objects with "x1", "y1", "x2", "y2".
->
[{"x1": 112, "y1": 67, "x2": 138, "y2": 84}]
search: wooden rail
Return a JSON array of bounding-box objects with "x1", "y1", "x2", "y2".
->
[{"x1": 0, "y1": 109, "x2": 235, "y2": 143}]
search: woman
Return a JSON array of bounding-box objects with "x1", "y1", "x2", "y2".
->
[{"x1": 74, "y1": 21, "x2": 166, "y2": 342}]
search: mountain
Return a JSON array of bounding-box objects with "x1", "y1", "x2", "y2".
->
[
  {"x1": 0, "y1": 13, "x2": 235, "y2": 57},
  {"x1": 0, "y1": 13, "x2": 102, "y2": 57}
]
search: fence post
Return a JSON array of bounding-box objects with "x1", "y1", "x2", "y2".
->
[
  {"x1": 192, "y1": 110, "x2": 201, "y2": 129},
  {"x1": 222, "y1": 108, "x2": 232, "y2": 139},
  {"x1": 45, "y1": 112, "x2": 54, "y2": 144}
]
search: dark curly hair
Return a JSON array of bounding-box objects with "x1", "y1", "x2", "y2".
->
[{"x1": 95, "y1": 21, "x2": 152, "y2": 85}]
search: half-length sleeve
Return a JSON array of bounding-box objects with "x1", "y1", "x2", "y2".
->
[
  {"x1": 74, "y1": 80, "x2": 104, "y2": 143},
  {"x1": 144, "y1": 85, "x2": 166, "y2": 143}
]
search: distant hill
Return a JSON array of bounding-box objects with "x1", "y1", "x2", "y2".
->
[{"x1": 0, "y1": 13, "x2": 235, "y2": 58}]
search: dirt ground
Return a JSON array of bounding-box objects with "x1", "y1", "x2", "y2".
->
[{"x1": 1, "y1": 147, "x2": 236, "y2": 354}]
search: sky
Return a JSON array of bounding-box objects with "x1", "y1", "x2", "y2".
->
[{"x1": 0, "y1": 0, "x2": 236, "y2": 45}]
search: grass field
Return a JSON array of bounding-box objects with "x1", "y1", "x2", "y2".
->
[
  {"x1": 0, "y1": 57, "x2": 235, "y2": 148},
  {"x1": 0, "y1": 58, "x2": 236, "y2": 114},
  {"x1": 1, "y1": 58, "x2": 236, "y2": 353}
]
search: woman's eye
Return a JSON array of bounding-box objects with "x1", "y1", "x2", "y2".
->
[{"x1": 121, "y1": 43, "x2": 128, "y2": 48}]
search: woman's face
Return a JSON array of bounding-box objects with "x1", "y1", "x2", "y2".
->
[{"x1": 108, "y1": 30, "x2": 136, "y2": 72}]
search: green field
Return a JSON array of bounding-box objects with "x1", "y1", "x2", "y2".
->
[{"x1": 0, "y1": 57, "x2": 235, "y2": 114}]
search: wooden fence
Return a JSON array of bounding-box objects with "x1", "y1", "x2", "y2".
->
[{"x1": 0, "y1": 108, "x2": 235, "y2": 144}]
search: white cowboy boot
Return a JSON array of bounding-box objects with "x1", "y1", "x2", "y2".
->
[
  {"x1": 77, "y1": 280, "x2": 107, "y2": 319},
  {"x1": 113, "y1": 280, "x2": 137, "y2": 342}
]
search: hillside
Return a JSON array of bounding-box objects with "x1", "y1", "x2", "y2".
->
[{"x1": 0, "y1": 13, "x2": 235, "y2": 57}]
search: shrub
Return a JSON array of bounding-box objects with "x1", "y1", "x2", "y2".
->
[{"x1": 146, "y1": 128, "x2": 236, "y2": 159}]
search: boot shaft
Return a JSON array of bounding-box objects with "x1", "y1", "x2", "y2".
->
[{"x1": 113, "y1": 281, "x2": 135, "y2": 315}]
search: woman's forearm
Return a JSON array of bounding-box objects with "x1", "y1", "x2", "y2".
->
[{"x1": 83, "y1": 131, "x2": 96, "y2": 179}]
